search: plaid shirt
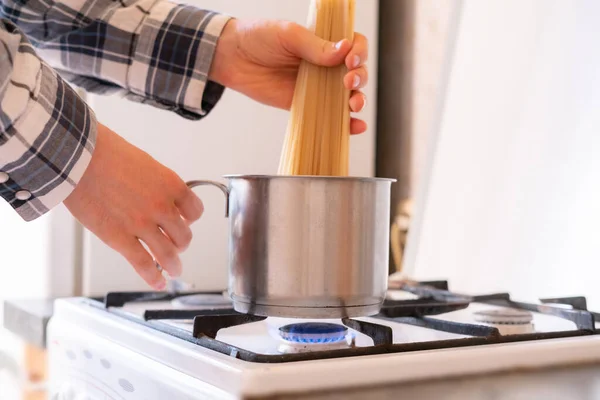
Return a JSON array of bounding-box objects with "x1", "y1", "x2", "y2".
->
[{"x1": 0, "y1": 0, "x2": 230, "y2": 221}]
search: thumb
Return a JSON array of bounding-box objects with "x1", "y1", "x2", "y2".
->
[{"x1": 283, "y1": 23, "x2": 352, "y2": 67}]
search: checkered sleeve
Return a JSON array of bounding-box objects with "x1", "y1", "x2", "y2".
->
[
  {"x1": 0, "y1": 0, "x2": 231, "y2": 221},
  {"x1": 0, "y1": 19, "x2": 96, "y2": 221},
  {"x1": 1, "y1": 0, "x2": 232, "y2": 120}
]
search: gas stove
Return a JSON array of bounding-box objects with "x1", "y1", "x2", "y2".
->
[{"x1": 47, "y1": 281, "x2": 600, "y2": 399}]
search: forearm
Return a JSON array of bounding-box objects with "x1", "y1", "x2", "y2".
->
[
  {"x1": 1, "y1": 0, "x2": 232, "y2": 119},
  {"x1": 0, "y1": 19, "x2": 96, "y2": 221}
]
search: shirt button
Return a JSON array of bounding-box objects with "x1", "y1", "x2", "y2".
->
[
  {"x1": 0, "y1": 172, "x2": 8, "y2": 184},
  {"x1": 15, "y1": 190, "x2": 32, "y2": 201}
]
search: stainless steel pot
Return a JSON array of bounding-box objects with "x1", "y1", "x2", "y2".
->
[{"x1": 187, "y1": 175, "x2": 395, "y2": 319}]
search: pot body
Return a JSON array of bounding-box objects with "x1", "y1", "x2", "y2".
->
[{"x1": 189, "y1": 175, "x2": 395, "y2": 319}]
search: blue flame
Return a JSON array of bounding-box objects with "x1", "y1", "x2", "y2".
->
[{"x1": 279, "y1": 322, "x2": 348, "y2": 344}]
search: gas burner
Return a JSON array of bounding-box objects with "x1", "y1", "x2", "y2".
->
[
  {"x1": 171, "y1": 293, "x2": 232, "y2": 309},
  {"x1": 474, "y1": 308, "x2": 534, "y2": 325},
  {"x1": 474, "y1": 308, "x2": 535, "y2": 335},
  {"x1": 279, "y1": 323, "x2": 348, "y2": 343},
  {"x1": 277, "y1": 322, "x2": 355, "y2": 354}
]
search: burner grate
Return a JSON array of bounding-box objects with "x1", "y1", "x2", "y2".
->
[
  {"x1": 143, "y1": 308, "x2": 236, "y2": 321},
  {"x1": 104, "y1": 290, "x2": 225, "y2": 308},
  {"x1": 397, "y1": 317, "x2": 501, "y2": 337},
  {"x1": 476, "y1": 297, "x2": 595, "y2": 331},
  {"x1": 398, "y1": 282, "x2": 596, "y2": 332},
  {"x1": 95, "y1": 280, "x2": 600, "y2": 364}
]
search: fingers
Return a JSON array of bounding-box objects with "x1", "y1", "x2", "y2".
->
[
  {"x1": 350, "y1": 91, "x2": 366, "y2": 113},
  {"x1": 344, "y1": 33, "x2": 368, "y2": 136},
  {"x1": 159, "y1": 207, "x2": 193, "y2": 252},
  {"x1": 121, "y1": 237, "x2": 166, "y2": 290},
  {"x1": 346, "y1": 33, "x2": 369, "y2": 70},
  {"x1": 349, "y1": 91, "x2": 367, "y2": 134},
  {"x1": 138, "y1": 179, "x2": 201, "y2": 283},
  {"x1": 175, "y1": 186, "x2": 204, "y2": 223},
  {"x1": 148, "y1": 182, "x2": 200, "y2": 277},
  {"x1": 344, "y1": 67, "x2": 368, "y2": 90},
  {"x1": 281, "y1": 22, "x2": 352, "y2": 66},
  {"x1": 350, "y1": 118, "x2": 367, "y2": 135},
  {"x1": 142, "y1": 228, "x2": 183, "y2": 279},
  {"x1": 281, "y1": 23, "x2": 369, "y2": 70},
  {"x1": 96, "y1": 229, "x2": 168, "y2": 290},
  {"x1": 120, "y1": 199, "x2": 191, "y2": 287}
]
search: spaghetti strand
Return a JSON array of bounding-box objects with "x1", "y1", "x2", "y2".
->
[{"x1": 278, "y1": 0, "x2": 356, "y2": 176}]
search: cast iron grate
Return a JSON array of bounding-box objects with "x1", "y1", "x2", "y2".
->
[{"x1": 96, "y1": 280, "x2": 599, "y2": 364}]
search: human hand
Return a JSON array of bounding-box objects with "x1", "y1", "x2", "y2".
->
[
  {"x1": 63, "y1": 124, "x2": 204, "y2": 290},
  {"x1": 209, "y1": 19, "x2": 369, "y2": 135}
]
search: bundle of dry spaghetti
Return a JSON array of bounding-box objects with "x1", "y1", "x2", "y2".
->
[{"x1": 278, "y1": 0, "x2": 356, "y2": 176}]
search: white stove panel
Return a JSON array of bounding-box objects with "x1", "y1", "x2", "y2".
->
[{"x1": 48, "y1": 319, "x2": 233, "y2": 400}]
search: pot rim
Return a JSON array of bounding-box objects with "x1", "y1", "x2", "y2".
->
[{"x1": 222, "y1": 174, "x2": 397, "y2": 183}]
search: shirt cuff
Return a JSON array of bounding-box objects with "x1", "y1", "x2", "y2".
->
[
  {"x1": 0, "y1": 61, "x2": 96, "y2": 222},
  {"x1": 126, "y1": 5, "x2": 232, "y2": 120}
]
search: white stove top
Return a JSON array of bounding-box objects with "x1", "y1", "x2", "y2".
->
[
  {"x1": 121, "y1": 292, "x2": 467, "y2": 352},
  {"x1": 46, "y1": 287, "x2": 600, "y2": 400},
  {"x1": 119, "y1": 293, "x2": 583, "y2": 352}
]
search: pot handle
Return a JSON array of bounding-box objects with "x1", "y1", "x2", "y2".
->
[
  {"x1": 157, "y1": 180, "x2": 230, "y2": 294},
  {"x1": 186, "y1": 180, "x2": 230, "y2": 217}
]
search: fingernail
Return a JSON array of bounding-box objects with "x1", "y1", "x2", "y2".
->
[
  {"x1": 169, "y1": 266, "x2": 182, "y2": 279},
  {"x1": 155, "y1": 280, "x2": 166, "y2": 291},
  {"x1": 353, "y1": 75, "x2": 361, "y2": 88},
  {"x1": 363, "y1": 96, "x2": 367, "y2": 109},
  {"x1": 353, "y1": 55, "x2": 361, "y2": 68},
  {"x1": 334, "y1": 40, "x2": 344, "y2": 51}
]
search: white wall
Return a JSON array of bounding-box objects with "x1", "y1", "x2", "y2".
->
[
  {"x1": 0, "y1": 201, "x2": 79, "y2": 301},
  {"x1": 406, "y1": 0, "x2": 600, "y2": 308},
  {"x1": 0, "y1": 203, "x2": 52, "y2": 400},
  {"x1": 412, "y1": 0, "x2": 455, "y2": 195},
  {"x1": 0, "y1": 208, "x2": 50, "y2": 300}
]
